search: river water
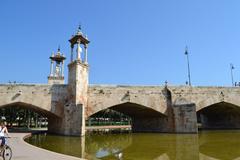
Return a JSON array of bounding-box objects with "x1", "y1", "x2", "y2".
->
[{"x1": 25, "y1": 130, "x2": 240, "y2": 160}]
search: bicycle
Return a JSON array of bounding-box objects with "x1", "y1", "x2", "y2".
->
[{"x1": 0, "y1": 137, "x2": 12, "y2": 160}]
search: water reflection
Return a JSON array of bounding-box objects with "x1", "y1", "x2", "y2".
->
[
  {"x1": 89, "y1": 134, "x2": 199, "y2": 160},
  {"x1": 171, "y1": 135, "x2": 199, "y2": 160},
  {"x1": 85, "y1": 133, "x2": 131, "y2": 159},
  {"x1": 26, "y1": 133, "x2": 85, "y2": 158},
  {"x1": 199, "y1": 130, "x2": 240, "y2": 160},
  {"x1": 26, "y1": 130, "x2": 240, "y2": 160}
]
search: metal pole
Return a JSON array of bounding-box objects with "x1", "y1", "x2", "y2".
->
[
  {"x1": 230, "y1": 63, "x2": 234, "y2": 86},
  {"x1": 185, "y1": 47, "x2": 191, "y2": 86}
]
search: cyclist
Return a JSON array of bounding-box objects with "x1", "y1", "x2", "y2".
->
[{"x1": 0, "y1": 123, "x2": 9, "y2": 147}]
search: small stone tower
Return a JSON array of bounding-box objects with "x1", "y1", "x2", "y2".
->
[
  {"x1": 65, "y1": 26, "x2": 90, "y2": 136},
  {"x1": 48, "y1": 47, "x2": 66, "y2": 84},
  {"x1": 68, "y1": 26, "x2": 90, "y2": 105}
]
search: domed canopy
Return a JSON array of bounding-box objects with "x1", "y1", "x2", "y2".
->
[
  {"x1": 50, "y1": 48, "x2": 66, "y2": 63},
  {"x1": 69, "y1": 26, "x2": 90, "y2": 46}
]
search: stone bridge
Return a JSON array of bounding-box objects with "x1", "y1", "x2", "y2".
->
[
  {"x1": 87, "y1": 85, "x2": 240, "y2": 133},
  {"x1": 1, "y1": 83, "x2": 240, "y2": 135},
  {"x1": 1, "y1": 28, "x2": 240, "y2": 136}
]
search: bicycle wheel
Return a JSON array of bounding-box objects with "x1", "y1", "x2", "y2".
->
[{"x1": 3, "y1": 145, "x2": 12, "y2": 160}]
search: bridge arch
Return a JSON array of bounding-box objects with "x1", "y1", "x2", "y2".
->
[
  {"x1": 196, "y1": 96, "x2": 240, "y2": 112},
  {"x1": 88, "y1": 98, "x2": 167, "y2": 118},
  {"x1": 197, "y1": 101, "x2": 240, "y2": 129},
  {"x1": 90, "y1": 102, "x2": 167, "y2": 118},
  {"x1": 0, "y1": 102, "x2": 60, "y2": 118},
  {"x1": 88, "y1": 102, "x2": 168, "y2": 132},
  {"x1": 0, "y1": 101, "x2": 62, "y2": 134}
]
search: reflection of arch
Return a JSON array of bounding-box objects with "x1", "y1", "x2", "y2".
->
[
  {"x1": 0, "y1": 102, "x2": 59, "y2": 118},
  {"x1": 199, "y1": 153, "x2": 219, "y2": 160},
  {"x1": 199, "y1": 131, "x2": 240, "y2": 160},
  {"x1": 86, "y1": 134, "x2": 132, "y2": 159}
]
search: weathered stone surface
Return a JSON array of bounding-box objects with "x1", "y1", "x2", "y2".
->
[
  {"x1": 48, "y1": 76, "x2": 65, "y2": 85},
  {"x1": 0, "y1": 84, "x2": 69, "y2": 134},
  {"x1": 87, "y1": 85, "x2": 240, "y2": 133},
  {"x1": 132, "y1": 116, "x2": 168, "y2": 132},
  {"x1": 173, "y1": 98, "x2": 197, "y2": 133},
  {"x1": 87, "y1": 85, "x2": 167, "y2": 117},
  {"x1": 168, "y1": 86, "x2": 240, "y2": 112},
  {"x1": 66, "y1": 60, "x2": 89, "y2": 136},
  {"x1": 0, "y1": 84, "x2": 67, "y2": 117},
  {"x1": 88, "y1": 85, "x2": 240, "y2": 117}
]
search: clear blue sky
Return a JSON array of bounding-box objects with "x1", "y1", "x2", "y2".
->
[{"x1": 0, "y1": 0, "x2": 240, "y2": 86}]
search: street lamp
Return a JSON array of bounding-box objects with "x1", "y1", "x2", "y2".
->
[
  {"x1": 185, "y1": 46, "x2": 191, "y2": 86},
  {"x1": 230, "y1": 63, "x2": 235, "y2": 86}
]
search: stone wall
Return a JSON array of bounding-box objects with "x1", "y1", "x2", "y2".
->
[
  {"x1": 87, "y1": 85, "x2": 168, "y2": 117},
  {"x1": 0, "y1": 84, "x2": 57, "y2": 116},
  {"x1": 87, "y1": 85, "x2": 240, "y2": 133},
  {"x1": 173, "y1": 98, "x2": 197, "y2": 133},
  {"x1": 88, "y1": 85, "x2": 240, "y2": 117},
  {"x1": 132, "y1": 116, "x2": 168, "y2": 132},
  {"x1": 168, "y1": 86, "x2": 240, "y2": 112},
  {"x1": 2, "y1": 83, "x2": 240, "y2": 135}
]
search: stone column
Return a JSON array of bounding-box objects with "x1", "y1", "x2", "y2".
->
[
  {"x1": 71, "y1": 45, "x2": 74, "y2": 62},
  {"x1": 50, "y1": 60, "x2": 54, "y2": 76},
  {"x1": 84, "y1": 44, "x2": 88, "y2": 64},
  {"x1": 61, "y1": 61, "x2": 64, "y2": 77},
  {"x1": 76, "y1": 40, "x2": 81, "y2": 61}
]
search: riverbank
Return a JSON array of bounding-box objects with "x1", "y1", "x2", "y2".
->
[{"x1": 7, "y1": 133, "x2": 84, "y2": 160}]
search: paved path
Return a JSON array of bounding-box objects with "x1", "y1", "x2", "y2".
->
[{"x1": 6, "y1": 133, "x2": 84, "y2": 160}]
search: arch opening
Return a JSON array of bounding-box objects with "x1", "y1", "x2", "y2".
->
[
  {"x1": 0, "y1": 102, "x2": 59, "y2": 132},
  {"x1": 197, "y1": 102, "x2": 240, "y2": 129},
  {"x1": 87, "y1": 102, "x2": 168, "y2": 133}
]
